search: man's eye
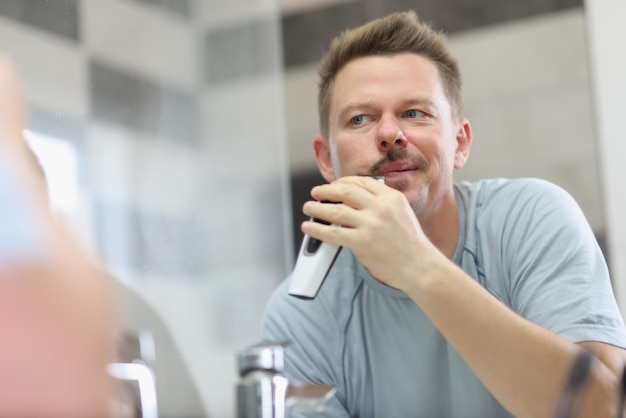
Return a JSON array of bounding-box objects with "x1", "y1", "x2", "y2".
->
[
  {"x1": 351, "y1": 115, "x2": 367, "y2": 125},
  {"x1": 405, "y1": 109, "x2": 424, "y2": 118}
]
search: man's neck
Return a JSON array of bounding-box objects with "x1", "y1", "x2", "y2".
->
[{"x1": 419, "y1": 191, "x2": 460, "y2": 260}]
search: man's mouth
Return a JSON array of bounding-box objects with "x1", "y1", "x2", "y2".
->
[
  {"x1": 368, "y1": 147, "x2": 426, "y2": 178},
  {"x1": 379, "y1": 161, "x2": 419, "y2": 176}
]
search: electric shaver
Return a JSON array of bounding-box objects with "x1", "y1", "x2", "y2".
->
[{"x1": 288, "y1": 176, "x2": 384, "y2": 299}]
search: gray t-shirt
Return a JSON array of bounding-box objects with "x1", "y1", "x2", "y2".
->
[{"x1": 262, "y1": 178, "x2": 626, "y2": 418}]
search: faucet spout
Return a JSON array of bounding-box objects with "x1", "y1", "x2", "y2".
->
[{"x1": 236, "y1": 340, "x2": 336, "y2": 418}]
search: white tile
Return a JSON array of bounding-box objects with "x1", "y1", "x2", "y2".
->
[
  {"x1": 0, "y1": 16, "x2": 87, "y2": 118},
  {"x1": 201, "y1": 75, "x2": 292, "y2": 269},
  {"x1": 202, "y1": 74, "x2": 289, "y2": 177},
  {"x1": 284, "y1": 64, "x2": 320, "y2": 172},
  {"x1": 198, "y1": 0, "x2": 280, "y2": 29},
  {"x1": 456, "y1": 84, "x2": 604, "y2": 231},
  {"x1": 86, "y1": 122, "x2": 204, "y2": 216},
  {"x1": 449, "y1": 8, "x2": 589, "y2": 107},
  {"x1": 83, "y1": 0, "x2": 198, "y2": 89}
]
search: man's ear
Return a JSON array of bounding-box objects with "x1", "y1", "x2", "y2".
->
[
  {"x1": 454, "y1": 118, "x2": 472, "y2": 169},
  {"x1": 313, "y1": 135, "x2": 337, "y2": 182}
]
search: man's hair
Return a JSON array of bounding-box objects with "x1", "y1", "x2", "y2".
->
[{"x1": 317, "y1": 10, "x2": 462, "y2": 137}]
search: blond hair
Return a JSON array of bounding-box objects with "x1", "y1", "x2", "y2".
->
[{"x1": 318, "y1": 11, "x2": 462, "y2": 137}]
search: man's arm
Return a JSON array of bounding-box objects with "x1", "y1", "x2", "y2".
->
[
  {"x1": 0, "y1": 57, "x2": 113, "y2": 417},
  {"x1": 404, "y1": 257, "x2": 624, "y2": 418},
  {"x1": 302, "y1": 175, "x2": 626, "y2": 418}
]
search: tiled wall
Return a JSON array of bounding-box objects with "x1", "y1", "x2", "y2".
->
[{"x1": 0, "y1": 1, "x2": 291, "y2": 417}]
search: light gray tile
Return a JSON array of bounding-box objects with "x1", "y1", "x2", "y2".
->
[
  {"x1": 126, "y1": 0, "x2": 192, "y2": 19},
  {"x1": 0, "y1": 20, "x2": 88, "y2": 118},
  {"x1": 283, "y1": 64, "x2": 319, "y2": 171},
  {"x1": 28, "y1": 105, "x2": 85, "y2": 145},
  {"x1": 457, "y1": 84, "x2": 603, "y2": 231},
  {"x1": 204, "y1": 16, "x2": 282, "y2": 84},
  {"x1": 197, "y1": 0, "x2": 281, "y2": 29},
  {"x1": 94, "y1": 201, "x2": 211, "y2": 278},
  {"x1": 449, "y1": 8, "x2": 589, "y2": 108}
]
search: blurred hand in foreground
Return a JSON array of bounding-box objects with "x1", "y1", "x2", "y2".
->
[{"x1": 0, "y1": 56, "x2": 113, "y2": 417}]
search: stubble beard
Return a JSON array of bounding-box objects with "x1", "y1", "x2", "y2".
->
[{"x1": 368, "y1": 147, "x2": 429, "y2": 217}]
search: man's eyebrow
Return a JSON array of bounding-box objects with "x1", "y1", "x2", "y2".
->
[
  {"x1": 401, "y1": 97, "x2": 439, "y2": 109},
  {"x1": 336, "y1": 101, "x2": 376, "y2": 121}
]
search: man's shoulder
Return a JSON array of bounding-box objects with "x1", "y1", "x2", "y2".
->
[
  {"x1": 457, "y1": 176, "x2": 563, "y2": 195},
  {"x1": 455, "y1": 177, "x2": 581, "y2": 252},
  {"x1": 456, "y1": 177, "x2": 572, "y2": 211}
]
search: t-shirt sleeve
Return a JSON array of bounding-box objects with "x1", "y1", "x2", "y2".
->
[
  {"x1": 262, "y1": 279, "x2": 351, "y2": 418},
  {"x1": 496, "y1": 179, "x2": 626, "y2": 347}
]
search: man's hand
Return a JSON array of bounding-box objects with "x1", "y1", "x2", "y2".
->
[
  {"x1": 301, "y1": 175, "x2": 435, "y2": 291},
  {"x1": 0, "y1": 58, "x2": 28, "y2": 154}
]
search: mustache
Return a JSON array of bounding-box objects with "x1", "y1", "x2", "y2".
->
[{"x1": 367, "y1": 147, "x2": 427, "y2": 176}]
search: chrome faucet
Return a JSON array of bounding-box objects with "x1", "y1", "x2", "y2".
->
[
  {"x1": 109, "y1": 329, "x2": 158, "y2": 418},
  {"x1": 236, "y1": 340, "x2": 336, "y2": 418}
]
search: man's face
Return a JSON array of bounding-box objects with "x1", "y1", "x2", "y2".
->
[{"x1": 314, "y1": 52, "x2": 471, "y2": 215}]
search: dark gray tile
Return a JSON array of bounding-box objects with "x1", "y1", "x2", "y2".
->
[
  {"x1": 90, "y1": 60, "x2": 200, "y2": 146},
  {"x1": 94, "y1": 200, "x2": 211, "y2": 278},
  {"x1": 381, "y1": 0, "x2": 583, "y2": 33},
  {"x1": 0, "y1": 0, "x2": 79, "y2": 41},
  {"x1": 282, "y1": 0, "x2": 583, "y2": 69},
  {"x1": 254, "y1": 175, "x2": 293, "y2": 265},
  {"x1": 125, "y1": 0, "x2": 192, "y2": 19},
  {"x1": 282, "y1": 0, "x2": 368, "y2": 68},
  {"x1": 204, "y1": 16, "x2": 282, "y2": 84}
]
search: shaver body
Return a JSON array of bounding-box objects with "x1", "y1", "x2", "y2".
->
[{"x1": 288, "y1": 225, "x2": 341, "y2": 299}]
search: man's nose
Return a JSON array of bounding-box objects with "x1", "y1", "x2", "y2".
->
[{"x1": 376, "y1": 115, "x2": 408, "y2": 151}]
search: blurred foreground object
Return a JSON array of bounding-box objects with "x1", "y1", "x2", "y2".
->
[
  {"x1": 109, "y1": 330, "x2": 158, "y2": 418},
  {"x1": 0, "y1": 57, "x2": 113, "y2": 416}
]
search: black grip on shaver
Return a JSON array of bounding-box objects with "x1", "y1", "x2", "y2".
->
[{"x1": 305, "y1": 201, "x2": 336, "y2": 254}]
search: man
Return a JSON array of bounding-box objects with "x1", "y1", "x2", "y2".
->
[
  {"x1": 263, "y1": 11, "x2": 626, "y2": 418},
  {"x1": 0, "y1": 57, "x2": 113, "y2": 416}
]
